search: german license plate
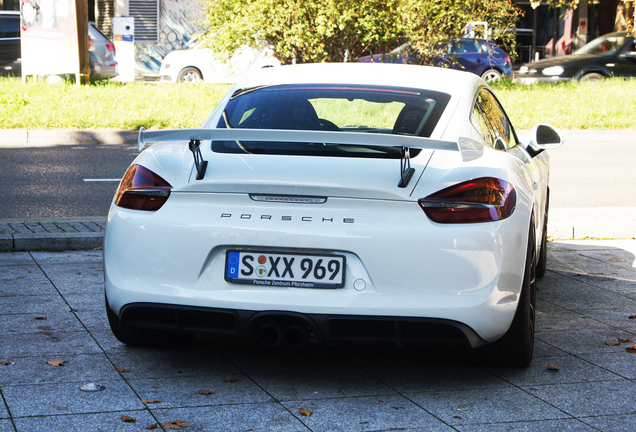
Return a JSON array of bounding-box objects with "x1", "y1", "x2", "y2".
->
[{"x1": 225, "y1": 251, "x2": 345, "y2": 289}]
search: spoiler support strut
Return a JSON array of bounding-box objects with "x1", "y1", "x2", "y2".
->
[
  {"x1": 189, "y1": 139, "x2": 208, "y2": 180},
  {"x1": 398, "y1": 147, "x2": 415, "y2": 188}
]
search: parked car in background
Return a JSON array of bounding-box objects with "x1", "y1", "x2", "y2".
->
[
  {"x1": 159, "y1": 38, "x2": 281, "y2": 84},
  {"x1": 517, "y1": 32, "x2": 636, "y2": 84},
  {"x1": 0, "y1": 11, "x2": 117, "y2": 80},
  {"x1": 88, "y1": 23, "x2": 117, "y2": 79},
  {"x1": 0, "y1": 11, "x2": 20, "y2": 77},
  {"x1": 358, "y1": 38, "x2": 513, "y2": 82},
  {"x1": 105, "y1": 63, "x2": 563, "y2": 367}
]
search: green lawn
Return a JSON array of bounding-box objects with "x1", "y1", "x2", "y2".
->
[{"x1": 1, "y1": 77, "x2": 634, "y2": 130}]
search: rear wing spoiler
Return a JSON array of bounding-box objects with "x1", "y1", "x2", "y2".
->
[
  {"x1": 137, "y1": 127, "x2": 477, "y2": 187},
  {"x1": 138, "y1": 127, "x2": 459, "y2": 153}
]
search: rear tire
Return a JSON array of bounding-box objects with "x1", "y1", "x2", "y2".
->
[
  {"x1": 537, "y1": 191, "x2": 549, "y2": 278},
  {"x1": 106, "y1": 296, "x2": 194, "y2": 348},
  {"x1": 469, "y1": 222, "x2": 536, "y2": 367},
  {"x1": 177, "y1": 67, "x2": 202, "y2": 83},
  {"x1": 579, "y1": 72, "x2": 604, "y2": 83},
  {"x1": 481, "y1": 69, "x2": 502, "y2": 82}
]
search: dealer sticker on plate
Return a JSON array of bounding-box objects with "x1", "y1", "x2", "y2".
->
[{"x1": 225, "y1": 251, "x2": 345, "y2": 289}]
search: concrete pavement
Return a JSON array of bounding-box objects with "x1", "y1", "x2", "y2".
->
[{"x1": 1, "y1": 241, "x2": 636, "y2": 431}]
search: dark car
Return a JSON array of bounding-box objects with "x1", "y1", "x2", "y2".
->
[
  {"x1": 358, "y1": 38, "x2": 513, "y2": 82},
  {"x1": 0, "y1": 11, "x2": 20, "y2": 77},
  {"x1": 517, "y1": 32, "x2": 636, "y2": 84},
  {"x1": 0, "y1": 11, "x2": 117, "y2": 79}
]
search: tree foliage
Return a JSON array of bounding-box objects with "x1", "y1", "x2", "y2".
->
[
  {"x1": 398, "y1": 0, "x2": 521, "y2": 65},
  {"x1": 199, "y1": 0, "x2": 523, "y2": 65}
]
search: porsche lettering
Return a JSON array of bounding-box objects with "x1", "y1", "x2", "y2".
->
[{"x1": 220, "y1": 213, "x2": 354, "y2": 223}]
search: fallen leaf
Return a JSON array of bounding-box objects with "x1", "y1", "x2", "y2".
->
[
  {"x1": 547, "y1": 364, "x2": 560, "y2": 371},
  {"x1": 197, "y1": 390, "x2": 215, "y2": 395},
  {"x1": 626, "y1": 346, "x2": 636, "y2": 354},
  {"x1": 141, "y1": 399, "x2": 162, "y2": 404},
  {"x1": 146, "y1": 424, "x2": 158, "y2": 430},
  {"x1": 571, "y1": 273, "x2": 580, "y2": 277},
  {"x1": 618, "y1": 338, "x2": 632, "y2": 343},
  {"x1": 546, "y1": 236, "x2": 553, "y2": 242},
  {"x1": 457, "y1": 408, "x2": 468, "y2": 411},
  {"x1": 153, "y1": 385, "x2": 160, "y2": 388},
  {"x1": 453, "y1": 416, "x2": 462, "y2": 419},
  {"x1": 35, "y1": 316, "x2": 47, "y2": 320},
  {"x1": 118, "y1": 368, "x2": 132, "y2": 373},
  {"x1": 629, "y1": 315, "x2": 636, "y2": 319},
  {"x1": 224, "y1": 379, "x2": 237, "y2": 383},
  {"x1": 298, "y1": 408, "x2": 313, "y2": 417},
  {"x1": 0, "y1": 361, "x2": 9, "y2": 366},
  {"x1": 46, "y1": 359, "x2": 66, "y2": 367},
  {"x1": 605, "y1": 340, "x2": 621, "y2": 346},
  {"x1": 121, "y1": 415, "x2": 136, "y2": 423},
  {"x1": 163, "y1": 420, "x2": 190, "y2": 430}
]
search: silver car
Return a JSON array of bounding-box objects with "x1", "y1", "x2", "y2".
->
[{"x1": 88, "y1": 23, "x2": 117, "y2": 79}]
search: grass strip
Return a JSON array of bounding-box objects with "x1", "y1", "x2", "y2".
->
[{"x1": 1, "y1": 77, "x2": 634, "y2": 131}]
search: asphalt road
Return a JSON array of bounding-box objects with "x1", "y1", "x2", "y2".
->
[
  {"x1": 0, "y1": 140, "x2": 138, "y2": 218},
  {"x1": 531, "y1": 130, "x2": 636, "y2": 209},
  {"x1": 0, "y1": 129, "x2": 634, "y2": 219}
]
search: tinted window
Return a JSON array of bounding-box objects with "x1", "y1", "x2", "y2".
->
[
  {"x1": 214, "y1": 85, "x2": 451, "y2": 157},
  {"x1": 471, "y1": 89, "x2": 517, "y2": 149},
  {"x1": 451, "y1": 40, "x2": 483, "y2": 54},
  {"x1": 0, "y1": 16, "x2": 20, "y2": 38},
  {"x1": 574, "y1": 34, "x2": 627, "y2": 55}
]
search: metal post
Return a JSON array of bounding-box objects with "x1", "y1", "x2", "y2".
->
[
  {"x1": 552, "y1": 6, "x2": 558, "y2": 57},
  {"x1": 532, "y1": 7, "x2": 537, "y2": 61}
]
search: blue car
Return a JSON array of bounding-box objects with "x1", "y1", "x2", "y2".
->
[{"x1": 358, "y1": 38, "x2": 513, "y2": 82}]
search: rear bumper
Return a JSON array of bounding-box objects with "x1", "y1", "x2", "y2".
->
[
  {"x1": 104, "y1": 192, "x2": 530, "y2": 343},
  {"x1": 114, "y1": 302, "x2": 488, "y2": 348},
  {"x1": 516, "y1": 75, "x2": 570, "y2": 84},
  {"x1": 93, "y1": 63, "x2": 118, "y2": 79}
]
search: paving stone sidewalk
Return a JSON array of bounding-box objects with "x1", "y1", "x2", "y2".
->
[{"x1": 1, "y1": 240, "x2": 636, "y2": 431}]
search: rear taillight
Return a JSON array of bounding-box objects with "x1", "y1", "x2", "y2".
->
[
  {"x1": 106, "y1": 43, "x2": 116, "y2": 53},
  {"x1": 418, "y1": 177, "x2": 516, "y2": 223},
  {"x1": 504, "y1": 56, "x2": 511, "y2": 64},
  {"x1": 89, "y1": 39, "x2": 94, "y2": 50},
  {"x1": 114, "y1": 165, "x2": 172, "y2": 211}
]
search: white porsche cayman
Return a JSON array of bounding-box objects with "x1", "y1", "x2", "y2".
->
[{"x1": 104, "y1": 63, "x2": 563, "y2": 367}]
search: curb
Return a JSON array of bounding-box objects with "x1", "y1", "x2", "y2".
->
[
  {"x1": 0, "y1": 218, "x2": 107, "y2": 252},
  {"x1": 1, "y1": 232, "x2": 104, "y2": 252},
  {"x1": 2, "y1": 129, "x2": 138, "y2": 146}
]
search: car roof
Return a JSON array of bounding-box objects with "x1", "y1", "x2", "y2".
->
[
  {"x1": 236, "y1": 63, "x2": 482, "y2": 97},
  {"x1": 0, "y1": 11, "x2": 20, "y2": 15}
]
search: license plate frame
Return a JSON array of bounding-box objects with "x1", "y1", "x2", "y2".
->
[{"x1": 225, "y1": 251, "x2": 346, "y2": 289}]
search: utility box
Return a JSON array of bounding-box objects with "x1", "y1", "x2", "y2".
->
[{"x1": 112, "y1": 17, "x2": 135, "y2": 82}]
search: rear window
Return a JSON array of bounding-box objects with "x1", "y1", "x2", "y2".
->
[{"x1": 213, "y1": 84, "x2": 450, "y2": 158}]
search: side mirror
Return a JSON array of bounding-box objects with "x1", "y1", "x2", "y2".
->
[{"x1": 526, "y1": 123, "x2": 563, "y2": 157}]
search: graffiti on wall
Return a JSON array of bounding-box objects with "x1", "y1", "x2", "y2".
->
[{"x1": 135, "y1": 0, "x2": 204, "y2": 77}]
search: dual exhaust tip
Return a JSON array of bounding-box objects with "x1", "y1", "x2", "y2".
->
[{"x1": 256, "y1": 323, "x2": 311, "y2": 349}]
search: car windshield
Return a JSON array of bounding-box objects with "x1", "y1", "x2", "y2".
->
[
  {"x1": 573, "y1": 34, "x2": 627, "y2": 55},
  {"x1": 213, "y1": 84, "x2": 451, "y2": 157}
]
